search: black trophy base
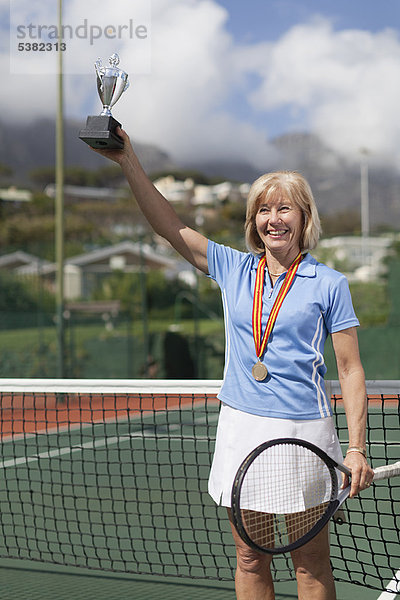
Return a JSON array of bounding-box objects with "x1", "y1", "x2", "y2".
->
[{"x1": 79, "y1": 115, "x2": 124, "y2": 149}]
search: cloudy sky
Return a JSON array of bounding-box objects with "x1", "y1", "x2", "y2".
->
[{"x1": 2, "y1": 0, "x2": 400, "y2": 170}]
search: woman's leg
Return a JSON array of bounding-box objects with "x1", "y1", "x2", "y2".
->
[
  {"x1": 290, "y1": 525, "x2": 336, "y2": 600},
  {"x1": 227, "y1": 508, "x2": 275, "y2": 600}
]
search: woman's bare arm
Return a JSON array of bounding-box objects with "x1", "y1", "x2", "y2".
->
[
  {"x1": 93, "y1": 128, "x2": 209, "y2": 273},
  {"x1": 331, "y1": 327, "x2": 374, "y2": 496}
]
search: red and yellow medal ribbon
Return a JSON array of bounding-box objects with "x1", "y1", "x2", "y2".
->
[{"x1": 252, "y1": 252, "x2": 302, "y2": 361}]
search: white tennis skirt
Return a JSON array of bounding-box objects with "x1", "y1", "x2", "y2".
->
[{"x1": 208, "y1": 403, "x2": 344, "y2": 511}]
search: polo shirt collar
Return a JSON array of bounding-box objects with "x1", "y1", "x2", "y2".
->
[{"x1": 297, "y1": 253, "x2": 317, "y2": 278}]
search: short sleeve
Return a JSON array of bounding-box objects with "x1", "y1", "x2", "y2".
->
[
  {"x1": 323, "y1": 275, "x2": 360, "y2": 333},
  {"x1": 207, "y1": 240, "x2": 248, "y2": 288}
]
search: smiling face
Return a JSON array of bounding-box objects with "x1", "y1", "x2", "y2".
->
[
  {"x1": 254, "y1": 194, "x2": 304, "y2": 262},
  {"x1": 245, "y1": 172, "x2": 321, "y2": 257}
]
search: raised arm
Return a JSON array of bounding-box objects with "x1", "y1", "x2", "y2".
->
[{"x1": 93, "y1": 128, "x2": 209, "y2": 274}]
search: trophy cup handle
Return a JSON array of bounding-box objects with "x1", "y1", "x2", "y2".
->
[{"x1": 95, "y1": 58, "x2": 104, "y2": 86}]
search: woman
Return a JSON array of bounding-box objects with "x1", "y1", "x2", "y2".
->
[{"x1": 93, "y1": 128, "x2": 374, "y2": 600}]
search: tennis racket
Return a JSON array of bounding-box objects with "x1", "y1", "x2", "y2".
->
[{"x1": 231, "y1": 437, "x2": 400, "y2": 554}]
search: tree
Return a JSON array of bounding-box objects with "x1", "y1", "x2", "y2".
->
[
  {"x1": 0, "y1": 163, "x2": 13, "y2": 181},
  {"x1": 320, "y1": 210, "x2": 361, "y2": 237},
  {"x1": 92, "y1": 270, "x2": 193, "y2": 319},
  {"x1": 93, "y1": 164, "x2": 126, "y2": 187},
  {"x1": 150, "y1": 169, "x2": 214, "y2": 185},
  {"x1": 29, "y1": 166, "x2": 56, "y2": 188},
  {"x1": 0, "y1": 271, "x2": 54, "y2": 313},
  {"x1": 349, "y1": 281, "x2": 389, "y2": 327}
]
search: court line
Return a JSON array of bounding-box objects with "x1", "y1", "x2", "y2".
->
[
  {"x1": 1, "y1": 405, "x2": 397, "y2": 597},
  {"x1": 377, "y1": 569, "x2": 400, "y2": 598},
  {"x1": 0, "y1": 418, "x2": 219, "y2": 470},
  {"x1": 0, "y1": 400, "x2": 219, "y2": 444}
]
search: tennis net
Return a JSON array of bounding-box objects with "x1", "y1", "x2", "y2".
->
[{"x1": 0, "y1": 378, "x2": 399, "y2": 594}]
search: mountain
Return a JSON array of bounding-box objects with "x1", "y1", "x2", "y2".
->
[
  {"x1": 188, "y1": 132, "x2": 400, "y2": 228},
  {"x1": 1, "y1": 118, "x2": 400, "y2": 228},
  {"x1": 185, "y1": 158, "x2": 262, "y2": 183},
  {"x1": 0, "y1": 118, "x2": 177, "y2": 182},
  {"x1": 269, "y1": 133, "x2": 400, "y2": 228}
]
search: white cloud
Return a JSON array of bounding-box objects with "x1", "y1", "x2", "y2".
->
[
  {"x1": 248, "y1": 18, "x2": 400, "y2": 166},
  {"x1": 1, "y1": 3, "x2": 400, "y2": 171},
  {"x1": 116, "y1": 0, "x2": 275, "y2": 167},
  {"x1": 2, "y1": 0, "x2": 276, "y2": 170}
]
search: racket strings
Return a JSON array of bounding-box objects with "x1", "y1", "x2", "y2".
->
[
  {"x1": 238, "y1": 443, "x2": 336, "y2": 551},
  {"x1": 242, "y1": 504, "x2": 328, "y2": 549}
]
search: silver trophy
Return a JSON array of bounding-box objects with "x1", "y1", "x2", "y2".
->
[{"x1": 79, "y1": 53, "x2": 129, "y2": 149}]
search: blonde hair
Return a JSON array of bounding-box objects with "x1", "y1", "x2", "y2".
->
[{"x1": 245, "y1": 171, "x2": 321, "y2": 255}]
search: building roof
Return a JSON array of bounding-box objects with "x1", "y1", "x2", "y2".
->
[
  {"x1": 65, "y1": 240, "x2": 176, "y2": 270},
  {"x1": 0, "y1": 251, "x2": 51, "y2": 271},
  {"x1": 44, "y1": 184, "x2": 129, "y2": 200},
  {"x1": 6, "y1": 241, "x2": 180, "y2": 278}
]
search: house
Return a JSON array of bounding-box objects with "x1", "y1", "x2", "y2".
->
[
  {"x1": 44, "y1": 184, "x2": 129, "y2": 201},
  {"x1": 0, "y1": 250, "x2": 51, "y2": 273},
  {"x1": 62, "y1": 240, "x2": 179, "y2": 298},
  {"x1": 153, "y1": 176, "x2": 195, "y2": 204},
  {"x1": 2, "y1": 241, "x2": 190, "y2": 300},
  {"x1": 316, "y1": 235, "x2": 395, "y2": 281},
  {"x1": 153, "y1": 175, "x2": 251, "y2": 206},
  {"x1": 0, "y1": 187, "x2": 33, "y2": 202}
]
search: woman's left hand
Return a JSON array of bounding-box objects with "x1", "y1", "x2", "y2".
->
[{"x1": 342, "y1": 451, "x2": 375, "y2": 497}]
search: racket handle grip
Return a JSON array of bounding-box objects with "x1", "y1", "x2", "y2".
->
[
  {"x1": 337, "y1": 485, "x2": 351, "y2": 506},
  {"x1": 373, "y1": 461, "x2": 400, "y2": 481}
]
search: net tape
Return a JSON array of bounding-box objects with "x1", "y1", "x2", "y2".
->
[{"x1": 0, "y1": 379, "x2": 399, "y2": 593}]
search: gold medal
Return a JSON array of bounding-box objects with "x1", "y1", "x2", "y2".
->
[
  {"x1": 252, "y1": 252, "x2": 302, "y2": 381},
  {"x1": 252, "y1": 361, "x2": 268, "y2": 381}
]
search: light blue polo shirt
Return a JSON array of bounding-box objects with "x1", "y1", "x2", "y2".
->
[{"x1": 208, "y1": 240, "x2": 359, "y2": 420}]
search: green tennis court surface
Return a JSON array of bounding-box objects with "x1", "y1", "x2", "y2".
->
[
  {"x1": 0, "y1": 561, "x2": 395, "y2": 599},
  {"x1": 0, "y1": 379, "x2": 399, "y2": 599}
]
